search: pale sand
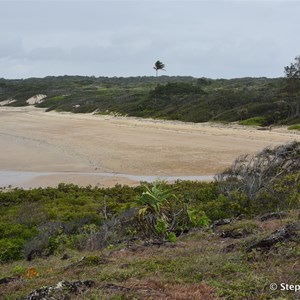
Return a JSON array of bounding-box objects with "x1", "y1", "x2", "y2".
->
[
  {"x1": 26, "y1": 94, "x2": 47, "y2": 105},
  {"x1": 0, "y1": 106, "x2": 299, "y2": 188}
]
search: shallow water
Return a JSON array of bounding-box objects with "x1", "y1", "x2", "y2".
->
[{"x1": 0, "y1": 170, "x2": 214, "y2": 188}]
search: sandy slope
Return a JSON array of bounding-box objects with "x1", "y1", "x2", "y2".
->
[{"x1": 0, "y1": 106, "x2": 299, "y2": 188}]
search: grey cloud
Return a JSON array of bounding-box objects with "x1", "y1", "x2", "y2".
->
[
  {"x1": 1, "y1": 1, "x2": 300, "y2": 79},
  {"x1": 0, "y1": 38, "x2": 24, "y2": 59}
]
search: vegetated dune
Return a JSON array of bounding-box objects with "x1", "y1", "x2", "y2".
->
[{"x1": 0, "y1": 106, "x2": 299, "y2": 188}]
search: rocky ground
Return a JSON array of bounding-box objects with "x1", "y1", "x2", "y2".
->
[{"x1": 1, "y1": 210, "x2": 299, "y2": 299}]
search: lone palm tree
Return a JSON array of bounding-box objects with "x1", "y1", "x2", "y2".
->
[
  {"x1": 153, "y1": 60, "x2": 166, "y2": 105},
  {"x1": 153, "y1": 60, "x2": 166, "y2": 77}
]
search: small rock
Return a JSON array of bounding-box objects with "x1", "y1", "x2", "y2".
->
[
  {"x1": 61, "y1": 253, "x2": 71, "y2": 260},
  {"x1": 26, "y1": 249, "x2": 43, "y2": 261},
  {"x1": 0, "y1": 277, "x2": 20, "y2": 285},
  {"x1": 236, "y1": 214, "x2": 246, "y2": 220},
  {"x1": 101, "y1": 283, "x2": 131, "y2": 292},
  {"x1": 247, "y1": 223, "x2": 299, "y2": 252},
  {"x1": 221, "y1": 243, "x2": 236, "y2": 253},
  {"x1": 18, "y1": 280, "x2": 94, "y2": 300},
  {"x1": 260, "y1": 211, "x2": 287, "y2": 222},
  {"x1": 211, "y1": 218, "x2": 233, "y2": 229},
  {"x1": 221, "y1": 228, "x2": 249, "y2": 239}
]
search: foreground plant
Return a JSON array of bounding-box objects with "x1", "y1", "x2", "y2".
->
[{"x1": 137, "y1": 180, "x2": 209, "y2": 242}]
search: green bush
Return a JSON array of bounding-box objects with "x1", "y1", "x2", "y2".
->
[
  {"x1": 239, "y1": 116, "x2": 267, "y2": 126},
  {"x1": 254, "y1": 171, "x2": 300, "y2": 213},
  {"x1": 199, "y1": 194, "x2": 237, "y2": 220},
  {"x1": 0, "y1": 238, "x2": 24, "y2": 262},
  {"x1": 12, "y1": 265, "x2": 27, "y2": 277},
  {"x1": 288, "y1": 124, "x2": 300, "y2": 131},
  {"x1": 0, "y1": 223, "x2": 37, "y2": 239}
]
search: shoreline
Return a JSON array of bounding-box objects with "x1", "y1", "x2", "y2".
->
[{"x1": 0, "y1": 170, "x2": 215, "y2": 189}]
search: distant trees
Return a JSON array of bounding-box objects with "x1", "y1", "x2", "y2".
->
[
  {"x1": 284, "y1": 55, "x2": 300, "y2": 78},
  {"x1": 284, "y1": 55, "x2": 300, "y2": 117},
  {"x1": 152, "y1": 82, "x2": 204, "y2": 96}
]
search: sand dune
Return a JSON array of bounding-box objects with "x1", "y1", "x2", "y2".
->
[
  {"x1": 0, "y1": 106, "x2": 299, "y2": 188},
  {"x1": 26, "y1": 94, "x2": 47, "y2": 105},
  {"x1": 0, "y1": 99, "x2": 16, "y2": 106}
]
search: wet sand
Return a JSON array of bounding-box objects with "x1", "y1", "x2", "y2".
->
[{"x1": 0, "y1": 106, "x2": 299, "y2": 188}]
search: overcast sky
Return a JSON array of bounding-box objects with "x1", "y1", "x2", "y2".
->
[{"x1": 1, "y1": 0, "x2": 299, "y2": 79}]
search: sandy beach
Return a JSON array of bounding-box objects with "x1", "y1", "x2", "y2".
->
[{"x1": 0, "y1": 106, "x2": 299, "y2": 188}]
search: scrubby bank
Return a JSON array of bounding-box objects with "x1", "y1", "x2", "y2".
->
[
  {"x1": 0, "y1": 142, "x2": 299, "y2": 299},
  {"x1": 1, "y1": 75, "x2": 300, "y2": 125},
  {"x1": 1, "y1": 141, "x2": 299, "y2": 264}
]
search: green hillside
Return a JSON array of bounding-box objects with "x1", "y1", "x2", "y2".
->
[{"x1": 1, "y1": 75, "x2": 299, "y2": 126}]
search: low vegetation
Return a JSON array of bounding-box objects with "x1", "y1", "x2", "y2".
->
[
  {"x1": 239, "y1": 116, "x2": 268, "y2": 127},
  {"x1": 0, "y1": 142, "x2": 299, "y2": 299},
  {"x1": 288, "y1": 124, "x2": 300, "y2": 131},
  {"x1": 1, "y1": 75, "x2": 300, "y2": 125}
]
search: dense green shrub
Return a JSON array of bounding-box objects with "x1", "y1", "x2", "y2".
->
[
  {"x1": 288, "y1": 124, "x2": 300, "y2": 131},
  {"x1": 239, "y1": 116, "x2": 267, "y2": 126},
  {"x1": 0, "y1": 223, "x2": 37, "y2": 239},
  {"x1": 0, "y1": 238, "x2": 24, "y2": 262}
]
